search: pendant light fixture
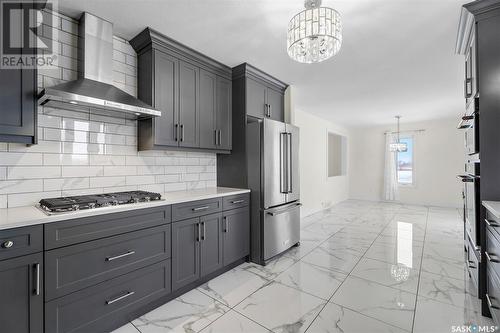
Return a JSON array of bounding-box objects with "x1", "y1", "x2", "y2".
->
[
  {"x1": 287, "y1": 0, "x2": 342, "y2": 63},
  {"x1": 390, "y1": 116, "x2": 408, "y2": 152}
]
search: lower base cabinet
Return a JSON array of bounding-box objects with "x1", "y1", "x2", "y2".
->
[
  {"x1": 223, "y1": 207, "x2": 250, "y2": 266},
  {"x1": 45, "y1": 259, "x2": 171, "y2": 333},
  {"x1": 0, "y1": 253, "x2": 43, "y2": 333}
]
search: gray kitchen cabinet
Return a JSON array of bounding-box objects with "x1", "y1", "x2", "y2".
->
[
  {"x1": 178, "y1": 60, "x2": 200, "y2": 148},
  {"x1": 131, "y1": 28, "x2": 232, "y2": 153},
  {"x1": 200, "y1": 213, "x2": 223, "y2": 276},
  {"x1": 266, "y1": 87, "x2": 285, "y2": 122},
  {"x1": 172, "y1": 217, "x2": 201, "y2": 291},
  {"x1": 0, "y1": 253, "x2": 43, "y2": 333},
  {"x1": 246, "y1": 78, "x2": 267, "y2": 119},
  {"x1": 199, "y1": 69, "x2": 218, "y2": 149},
  {"x1": 223, "y1": 207, "x2": 250, "y2": 266},
  {"x1": 216, "y1": 76, "x2": 232, "y2": 150}
]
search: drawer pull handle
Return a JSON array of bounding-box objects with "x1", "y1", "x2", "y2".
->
[
  {"x1": 192, "y1": 206, "x2": 209, "y2": 212},
  {"x1": 486, "y1": 294, "x2": 499, "y2": 309},
  {"x1": 486, "y1": 219, "x2": 500, "y2": 228},
  {"x1": 230, "y1": 200, "x2": 245, "y2": 204},
  {"x1": 485, "y1": 251, "x2": 500, "y2": 263},
  {"x1": 34, "y1": 263, "x2": 40, "y2": 296},
  {"x1": 223, "y1": 216, "x2": 228, "y2": 233},
  {"x1": 1, "y1": 240, "x2": 14, "y2": 248},
  {"x1": 106, "y1": 251, "x2": 136, "y2": 262},
  {"x1": 106, "y1": 291, "x2": 135, "y2": 305}
]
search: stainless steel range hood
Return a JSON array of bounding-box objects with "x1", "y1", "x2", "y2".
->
[{"x1": 38, "y1": 13, "x2": 160, "y2": 118}]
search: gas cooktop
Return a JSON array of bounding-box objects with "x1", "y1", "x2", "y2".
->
[{"x1": 38, "y1": 190, "x2": 162, "y2": 215}]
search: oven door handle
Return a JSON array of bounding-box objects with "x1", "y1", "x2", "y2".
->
[{"x1": 457, "y1": 175, "x2": 478, "y2": 182}]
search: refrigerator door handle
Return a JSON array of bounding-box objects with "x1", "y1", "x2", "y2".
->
[
  {"x1": 280, "y1": 132, "x2": 287, "y2": 193},
  {"x1": 287, "y1": 133, "x2": 292, "y2": 194}
]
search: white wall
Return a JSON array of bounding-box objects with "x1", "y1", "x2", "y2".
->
[
  {"x1": 293, "y1": 109, "x2": 351, "y2": 218},
  {"x1": 349, "y1": 117, "x2": 463, "y2": 208}
]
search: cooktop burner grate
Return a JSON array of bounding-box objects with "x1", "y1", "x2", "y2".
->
[{"x1": 39, "y1": 190, "x2": 162, "y2": 214}]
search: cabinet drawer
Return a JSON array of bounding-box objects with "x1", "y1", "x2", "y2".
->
[
  {"x1": 45, "y1": 225, "x2": 171, "y2": 301},
  {"x1": 0, "y1": 225, "x2": 42, "y2": 261},
  {"x1": 486, "y1": 227, "x2": 500, "y2": 281},
  {"x1": 486, "y1": 210, "x2": 500, "y2": 243},
  {"x1": 45, "y1": 205, "x2": 171, "y2": 249},
  {"x1": 172, "y1": 198, "x2": 222, "y2": 222},
  {"x1": 45, "y1": 259, "x2": 171, "y2": 333},
  {"x1": 487, "y1": 267, "x2": 500, "y2": 325},
  {"x1": 223, "y1": 193, "x2": 250, "y2": 211}
]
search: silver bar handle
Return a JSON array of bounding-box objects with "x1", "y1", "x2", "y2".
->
[
  {"x1": 287, "y1": 133, "x2": 292, "y2": 193},
  {"x1": 231, "y1": 200, "x2": 245, "y2": 204},
  {"x1": 175, "y1": 124, "x2": 178, "y2": 142},
  {"x1": 214, "y1": 129, "x2": 218, "y2": 145},
  {"x1": 201, "y1": 222, "x2": 206, "y2": 241},
  {"x1": 34, "y1": 263, "x2": 40, "y2": 296},
  {"x1": 192, "y1": 206, "x2": 209, "y2": 212},
  {"x1": 267, "y1": 202, "x2": 302, "y2": 216},
  {"x1": 180, "y1": 124, "x2": 184, "y2": 142},
  {"x1": 106, "y1": 291, "x2": 135, "y2": 305},
  {"x1": 268, "y1": 104, "x2": 272, "y2": 118},
  {"x1": 485, "y1": 251, "x2": 500, "y2": 263},
  {"x1": 486, "y1": 294, "x2": 499, "y2": 309},
  {"x1": 218, "y1": 130, "x2": 222, "y2": 146},
  {"x1": 223, "y1": 216, "x2": 228, "y2": 233},
  {"x1": 196, "y1": 223, "x2": 200, "y2": 242},
  {"x1": 106, "y1": 250, "x2": 136, "y2": 262},
  {"x1": 486, "y1": 219, "x2": 500, "y2": 228},
  {"x1": 280, "y1": 133, "x2": 287, "y2": 193}
]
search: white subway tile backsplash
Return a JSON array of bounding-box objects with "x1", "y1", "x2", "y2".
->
[
  {"x1": 62, "y1": 166, "x2": 104, "y2": 178},
  {"x1": 44, "y1": 177, "x2": 89, "y2": 191},
  {"x1": 0, "y1": 10, "x2": 217, "y2": 208},
  {"x1": 89, "y1": 176, "x2": 126, "y2": 188},
  {"x1": 7, "y1": 166, "x2": 61, "y2": 180}
]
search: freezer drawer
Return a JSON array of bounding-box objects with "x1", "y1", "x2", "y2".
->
[{"x1": 263, "y1": 202, "x2": 301, "y2": 261}]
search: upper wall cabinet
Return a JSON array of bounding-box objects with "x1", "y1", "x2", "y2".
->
[
  {"x1": 130, "y1": 28, "x2": 232, "y2": 153},
  {"x1": 233, "y1": 63, "x2": 287, "y2": 122},
  {"x1": 0, "y1": 2, "x2": 37, "y2": 145}
]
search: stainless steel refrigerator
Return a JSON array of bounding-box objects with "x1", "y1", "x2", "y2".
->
[{"x1": 247, "y1": 118, "x2": 301, "y2": 265}]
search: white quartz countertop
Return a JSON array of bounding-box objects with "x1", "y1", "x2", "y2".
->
[
  {"x1": 483, "y1": 201, "x2": 500, "y2": 219},
  {"x1": 0, "y1": 187, "x2": 250, "y2": 231}
]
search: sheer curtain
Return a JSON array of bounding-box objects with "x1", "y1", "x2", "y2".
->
[{"x1": 383, "y1": 133, "x2": 399, "y2": 201}]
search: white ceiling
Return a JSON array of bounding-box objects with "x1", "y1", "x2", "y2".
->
[{"x1": 58, "y1": 0, "x2": 466, "y2": 127}]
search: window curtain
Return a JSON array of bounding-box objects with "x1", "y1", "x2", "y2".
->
[{"x1": 383, "y1": 133, "x2": 399, "y2": 201}]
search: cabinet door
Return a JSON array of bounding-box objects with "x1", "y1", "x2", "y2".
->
[
  {"x1": 172, "y1": 218, "x2": 200, "y2": 291},
  {"x1": 223, "y1": 208, "x2": 250, "y2": 266},
  {"x1": 0, "y1": 2, "x2": 36, "y2": 145},
  {"x1": 0, "y1": 253, "x2": 43, "y2": 333},
  {"x1": 199, "y1": 70, "x2": 217, "y2": 149},
  {"x1": 246, "y1": 78, "x2": 267, "y2": 119},
  {"x1": 153, "y1": 51, "x2": 179, "y2": 146},
  {"x1": 200, "y1": 213, "x2": 223, "y2": 277},
  {"x1": 266, "y1": 87, "x2": 284, "y2": 122},
  {"x1": 178, "y1": 61, "x2": 200, "y2": 148},
  {"x1": 216, "y1": 76, "x2": 232, "y2": 150}
]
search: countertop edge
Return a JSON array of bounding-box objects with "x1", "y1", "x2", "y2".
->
[{"x1": 0, "y1": 187, "x2": 250, "y2": 231}]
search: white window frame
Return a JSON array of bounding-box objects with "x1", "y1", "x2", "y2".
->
[{"x1": 397, "y1": 135, "x2": 416, "y2": 187}]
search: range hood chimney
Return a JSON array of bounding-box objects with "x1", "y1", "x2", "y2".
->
[{"x1": 38, "y1": 13, "x2": 160, "y2": 118}]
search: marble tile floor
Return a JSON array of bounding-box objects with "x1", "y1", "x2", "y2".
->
[{"x1": 113, "y1": 200, "x2": 495, "y2": 333}]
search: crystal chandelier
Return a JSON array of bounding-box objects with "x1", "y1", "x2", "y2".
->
[
  {"x1": 287, "y1": 0, "x2": 342, "y2": 64},
  {"x1": 390, "y1": 116, "x2": 408, "y2": 152}
]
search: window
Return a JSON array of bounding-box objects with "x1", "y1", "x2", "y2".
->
[
  {"x1": 328, "y1": 132, "x2": 347, "y2": 177},
  {"x1": 397, "y1": 137, "x2": 414, "y2": 185}
]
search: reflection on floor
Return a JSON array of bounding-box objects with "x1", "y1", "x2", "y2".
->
[{"x1": 113, "y1": 200, "x2": 495, "y2": 333}]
